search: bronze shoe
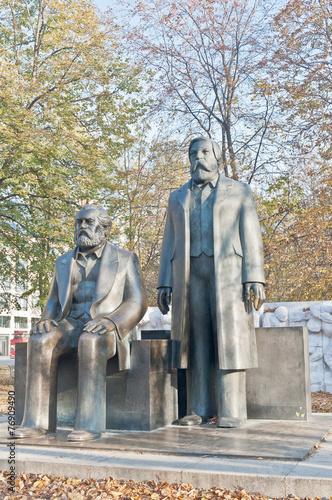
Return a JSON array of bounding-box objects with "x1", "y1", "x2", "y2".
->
[
  {"x1": 13, "y1": 426, "x2": 46, "y2": 439},
  {"x1": 178, "y1": 414, "x2": 203, "y2": 426},
  {"x1": 67, "y1": 430, "x2": 101, "y2": 442}
]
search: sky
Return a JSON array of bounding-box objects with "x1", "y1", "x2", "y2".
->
[
  {"x1": 94, "y1": 0, "x2": 109, "y2": 9},
  {"x1": 94, "y1": 0, "x2": 117, "y2": 12}
]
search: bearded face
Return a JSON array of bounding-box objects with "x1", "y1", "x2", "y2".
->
[
  {"x1": 189, "y1": 140, "x2": 219, "y2": 184},
  {"x1": 74, "y1": 209, "x2": 106, "y2": 251},
  {"x1": 74, "y1": 225, "x2": 105, "y2": 250}
]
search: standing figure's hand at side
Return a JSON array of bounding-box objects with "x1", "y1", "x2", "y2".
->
[
  {"x1": 244, "y1": 283, "x2": 265, "y2": 313},
  {"x1": 157, "y1": 287, "x2": 172, "y2": 315}
]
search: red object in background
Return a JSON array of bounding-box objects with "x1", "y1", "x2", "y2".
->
[{"x1": 10, "y1": 332, "x2": 28, "y2": 357}]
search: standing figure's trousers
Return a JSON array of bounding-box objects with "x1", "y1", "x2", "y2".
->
[{"x1": 187, "y1": 253, "x2": 247, "y2": 419}]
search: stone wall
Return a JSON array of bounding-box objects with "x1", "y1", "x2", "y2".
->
[{"x1": 137, "y1": 301, "x2": 332, "y2": 393}]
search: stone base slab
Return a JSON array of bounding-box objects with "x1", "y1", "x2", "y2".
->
[{"x1": 2, "y1": 414, "x2": 331, "y2": 461}]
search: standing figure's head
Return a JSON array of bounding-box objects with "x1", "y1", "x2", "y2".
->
[
  {"x1": 188, "y1": 137, "x2": 222, "y2": 184},
  {"x1": 74, "y1": 204, "x2": 112, "y2": 250}
]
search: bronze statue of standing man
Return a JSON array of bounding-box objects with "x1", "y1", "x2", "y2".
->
[{"x1": 158, "y1": 137, "x2": 265, "y2": 427}]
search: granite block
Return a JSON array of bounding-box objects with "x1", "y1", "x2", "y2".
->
[{"x1": 247, "y1": 327, "x2": 311, "y2": 420}]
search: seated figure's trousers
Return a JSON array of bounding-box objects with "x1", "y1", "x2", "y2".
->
[
  {"x1": 21, "y1": 318, "x2": 116, "y2": 433},
  {"x1": 187, "y1": 253, "x2": 247, "y2": 419}
]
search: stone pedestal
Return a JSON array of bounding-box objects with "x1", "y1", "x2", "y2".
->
[
  {"x1": 246, "y1": 327, "x2": 311, "y2": 420},
  {"x1": 15, "y1": 326, "x2": 311, "y2": 429},
  {"x1": 172, "y1": 326, "x2": 311, "y2": 421},
  {"x1": 15, "y1": 339, "x2": 178, "y2": 431},
  {"x1": 106, "y1": 339, "x2": 178, "y2": 430}
]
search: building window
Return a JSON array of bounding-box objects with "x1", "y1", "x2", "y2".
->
[
  {"x1": 32, "y1": 296, "x2": 39, "y2": 308},
  {"x1": 15, "y1": 280, "x2": 27, "y2": 293},
  {"x1": 15, "y1": 297, "x2": 27, "y2": 311},
  {"x1": 15, "y1": 260, "x2": 28, "y2": 292},
  {"x1": 0, "y1": 294, "x2": 10, "y2": 310},
  {"x1": 14, "y1": 317, "x2": 28, "y2": 329},
  {"x1": 31, "y1": 317, "x2": 40, "y2": 327},
  {"x1": 0, "y1": 335, "x2": 9, "y2": 356},
  {"x1": 2, "y1": 276, "x2": 11, "y2": 291},
  {"x1": 0, "y1": 316, "x2": 10, "y2": 328},
  {"x1": 0, "y1": 258, "x2": 12, "y2": 291}
]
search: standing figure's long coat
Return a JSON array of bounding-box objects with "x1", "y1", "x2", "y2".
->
[{"x1": 158, "y1": 175, "x2": 265, "y2": 370}]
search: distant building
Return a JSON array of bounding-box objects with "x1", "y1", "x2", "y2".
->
[{"x1": 0, "y1": 266, "x2": 41, "y2": 356}]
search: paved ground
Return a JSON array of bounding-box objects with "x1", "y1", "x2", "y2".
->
[
  {"x1": 1, "y1": 415, "x2": 332, "y2": 498},
  {"x1": 1, "y1": 417, "x2": 331, "y2": 461}
]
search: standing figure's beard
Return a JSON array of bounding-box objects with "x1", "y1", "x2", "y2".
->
[
  {"x1": 190, "y1": 160, "x2": 218, "y2": 184},
  {"x1": 74, "y1": 226, "x2": 105, "y2": 250},
  {"x1": 191, "y1": 160, "x2": 210, "y2": 173}
]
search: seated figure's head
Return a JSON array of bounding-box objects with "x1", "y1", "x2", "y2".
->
[
  {"x1": 188, "y1": 137, "x2": 222, "y2": 184},
  {"x1": 74, "y1": 204, "x2": 112, "y2": 250}
]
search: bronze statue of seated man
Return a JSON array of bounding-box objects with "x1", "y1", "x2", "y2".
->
[{"x1": 14, "y1": 204, "x2": 147, "y2": 441}]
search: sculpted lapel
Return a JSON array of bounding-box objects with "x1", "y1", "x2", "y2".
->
[
  {"x1": 57, "y1": 243, "x2": 119, "y2": 320},
  {"x1": 175, "y1": 175, "x2": 233, "y2": 248},
  {"x1": 176, "y1": 180, "x2": 191, "y2": 212},
  {"x1": 213, "y1": 174, "x2": 232, "y2": 210},
  {"x1": 176, "y1": 175, "x2": 232, "y2": 214},
  {"x1": 58, "y1": 249, "x2": 76, "y2": 317},
  {"x1": 91, "y1": 243, "x2": 118, "y2": 316},
  {"x1": 212, "y1": 175, "x2": 232, "y2": 255}
]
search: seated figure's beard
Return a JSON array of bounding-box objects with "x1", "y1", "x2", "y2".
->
[{"x1": 74, "y1": 227, "x2": 104, "y2": 250}]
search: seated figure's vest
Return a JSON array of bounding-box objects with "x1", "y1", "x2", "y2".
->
[{"x1": 68, "y1": 252, "x2": 101, "y2": 323}]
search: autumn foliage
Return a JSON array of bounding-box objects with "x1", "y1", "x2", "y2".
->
[
  {"x1": 0, "y1": 0, "x2": 145, "y2": 306},
  {"x1": 0, "y1": 473, "x2": 323, "y2": 500},
  {"x1": 0, "y1": 0, "x2": 331, "y2": 306},
  {"x1": 121, "y1": 0, "x2": 332, "y2": 302}
]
